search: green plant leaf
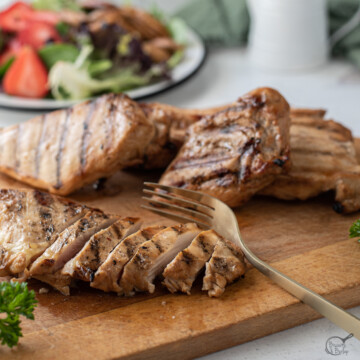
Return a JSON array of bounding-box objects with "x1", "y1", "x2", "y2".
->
[
  {"x1": 39, "y1": 43, "x2": 80, "y2": 70},
  {"x1": 0, "y1": 282, "x2": 37, "y2": 348},
  {"x1": 349, "y1": 219, "x2": 360, "y2": 242}
]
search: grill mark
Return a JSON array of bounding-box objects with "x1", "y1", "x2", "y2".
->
[
  {"x1": 105, "y1": 94, "x2": 117, "y2": 150},
  {"x1": 171, "y1": 156, "x2": 236, "y2": 170},
  {"x1": 170, "y1": 136, "x2": 264, "y2": 188},
  {"x1": 90, "y1": 238, "x2": 100, "y2": 266},
  {"x1": 293, "y1": 121, "x2": 351, "y2": 137},
  {"x1": 181, "y1": 250, "x2": 194, "y2": 265},
  {"x1": 198, "y1": 235, "x2": 211, "y2": 254},
  {"x1": 172, "y1": 158, "x2": 271, "y2": 189},
  {"x1": 154, "y1": 242, "x2": 163, "y2": 253},
  {"x1": 113, "y1": 223, "x2": 122, "y2": 238},
  {"x1": 196, "y1": 121, "x2": 254, "y2": 135},
  {"x1": 171, "y1": 127, "x2": 255, "y2": 171},
  {"x1": 238, "y1": 139, "x2": 256, "y2": 182},
  {"x1": 125, "y1": 240, "x2": 136, "y2": 258},
  {"x1": 291, "y1": 148, "x2": 347, "y2": 157},
  {"x1": 55, "y1": 109, "x2": 72, "y2": 189},
  {"x1": 208, "y1": 99, "x2": 265, "y2": 120},
  {"x1": 15, "y1": 124, "x2": 21, "y2": 171},
  {"x1": 142, "y1": 227, "x2": 166, "y2": 240},
  {"x1": 212, "y1": 256, "x2": 228, "y2": 271},
  {"x1": 134, "y1": 253, "x2": 146, "y2": 268},
  {"x1": 34, "y1": 190, "x2": 53, "y2": 207},
  {"x1": 35, "y1": 114, "x2": 46, "y2": 178},
  {"x1": 80, "y1": 100, "x2": 97, "y2": 171}
]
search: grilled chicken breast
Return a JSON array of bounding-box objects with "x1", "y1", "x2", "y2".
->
[
  {"x1": 0, "y1": 93, "x2": 154, "y2": 195},
  {"x1": 203, "y1": 237, "x2": 246, "y2": 297},
  {"x1": 0, "y1": 189, "x2": 87, "y2": 277},
  {"x1": 91, "y1": 225, "x2": 166, "y2": 293},
  {"x1": 162, "y1": 230, "x2": 219, "y2": 295},
  {"x1": 139, "y1": 103, "x2": 200, "y2": 169},
  {"x1": 159, "y1": 87, "x2": 291, "y2": 207},
  {"x1": 120, "y1": 223, "x2": 201, "y2": 296},
  {"x1": 139, "y1": 102, "x2": 232, "y2": 169},
  {"x1": 261, "y1": 109, "x2": 360, "y2": 213},
  {"x1": 30, "y1": 210, "x2": 117, "y2": 276},
  {"x1": 62, "y1": 217, "x2": 141, "y2": 281}
]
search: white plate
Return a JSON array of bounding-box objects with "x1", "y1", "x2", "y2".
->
[{"x1": 0, "y1": 24, "x2": 206, "y2": 110}]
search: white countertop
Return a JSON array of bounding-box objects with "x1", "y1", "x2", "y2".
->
[{"x1": 0, "y1": 47, "x2": 360, "y2": 359}]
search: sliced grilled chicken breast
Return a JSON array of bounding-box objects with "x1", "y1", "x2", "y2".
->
[
  {"x1": 62, "y1": 217, "x2": 141, "y2": 281},
  {"x1": 120, "y1": 223, "x2": 201, "y2": 296},
  {"x1": 203, "y1": 238, "x2": 246, "y2": 297},
  {"x1": 91, "y1": 225, "x2": 166, "y2": 293},
  {"x1": 33, "y1": 271, "x2": 74, "y2": 296},
  {"x1": 162, "y1": 230, "x2": 219, "y2": 295},
  {"x1": 29, "y1": 210, "x2": 118, "y2": 276},
  {"x1": 160, "y1": 87, "x2": 291, "y2": 208},
  {"x1": 0, "y1": 93, "x2": 154, "y2": 195},
  {"x1": 261, "y1": 109, "x2": 360, "y2": 213},
  {"x1": 0, "y1": 189, "x2": 87, "y2": 277}
]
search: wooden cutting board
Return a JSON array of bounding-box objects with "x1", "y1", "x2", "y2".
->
[{"x1": 1, "y1": 162, "x2": 360, "y2": 359}]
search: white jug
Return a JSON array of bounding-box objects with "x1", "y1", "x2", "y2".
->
[{"x1": 247, "y1": 0, "x2": 360, "y2": 70}]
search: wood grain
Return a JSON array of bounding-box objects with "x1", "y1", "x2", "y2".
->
[{"x1": 0, "y1": 149, "x2": 360, "y2": 359}]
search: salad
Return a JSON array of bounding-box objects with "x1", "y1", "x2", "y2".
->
[{"x1": 0, "y1": 0, "x2": 186, "y2": 100}]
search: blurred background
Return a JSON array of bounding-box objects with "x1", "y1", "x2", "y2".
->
[{"x1": 1, "y1": 0, "x2": 360, "y2": 133}]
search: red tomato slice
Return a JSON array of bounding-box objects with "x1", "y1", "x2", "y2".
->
[
  {"x1": 18, "y1": 22, "x2": 61, "y2": 49},
  {"x1": 0, "y1": 2, "x2": 33, "y2": 32},
  {"x1": 3, "y1": 46, "x2": 48, "y2": 98}
]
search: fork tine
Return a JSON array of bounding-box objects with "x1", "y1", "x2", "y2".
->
[
  {"x1": 141, "y1": 205, "x2": 210, "y2": 229},
  {"x1": 144, "y1": 182, "x2": 216, "y2": 209},
  {"x1": 143, "y1": 189, "x2": 214, "y2": 217},
  {"x1": 142, "y1": 196, "x2": 213, "y2": 223}
]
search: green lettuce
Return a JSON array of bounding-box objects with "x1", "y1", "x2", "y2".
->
[
  {"x1": 32, "y1": 0, "x2": 81, "y2": 11},
  {"x1": 49, "y1": 45, "x2": 151, "y2": 100},
  {"x1": 39, "y1": 43, "x2": 80, "y2": 70}
]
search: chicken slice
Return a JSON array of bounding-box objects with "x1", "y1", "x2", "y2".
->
[
  {"x1": 91, "y1": 225, "x2": 166, "y2": 293},
  {"x1": 0, "y1": 189, "x2": 87, "y2": 277},
  {"x1": 0, "y1": 93, "x2": 154, "y2": 195},
  {"x1": 162, "y1": 230, "x2": 219, "y2": 295},
  {"x1": 29, "y1": 210, "x2": 118, "y2": 276},
  {"x1": 32, "y1": 271, "x2": 74, "y2": 296},
  {"x1": 160, "y1": 87, "x2": 291, "y2": 208},
  {"x1": 120, "y1": 223, "x2": 201, "y2": 296},
  {"x1": 203, "y1": 238, "x2": 246, "y2": 297},
  {"x1": 62, "y1": 217, "x2": 142, "y2": 281}
]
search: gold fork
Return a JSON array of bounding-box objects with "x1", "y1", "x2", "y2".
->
[{"x1": 142, "y1": 182, "x2": 360, "y2": 339}]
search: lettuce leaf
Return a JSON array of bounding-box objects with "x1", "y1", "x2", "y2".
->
[
  {"x1": 0, "y1": 57, "x2": 14, "y2": 78},
  {"x1": 38, "y1": 43, "x2": 80, "y2": 70},
  {"x1": 32, "y1": 0, "x2": 81, "y2": 11},
  {"x1": 49, "y1": 45, "x2": 151, "y2": 100}
]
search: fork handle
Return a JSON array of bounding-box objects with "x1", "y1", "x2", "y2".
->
[{"x1": 241, "y1": 242, "x2": 360, "y2": 339}]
